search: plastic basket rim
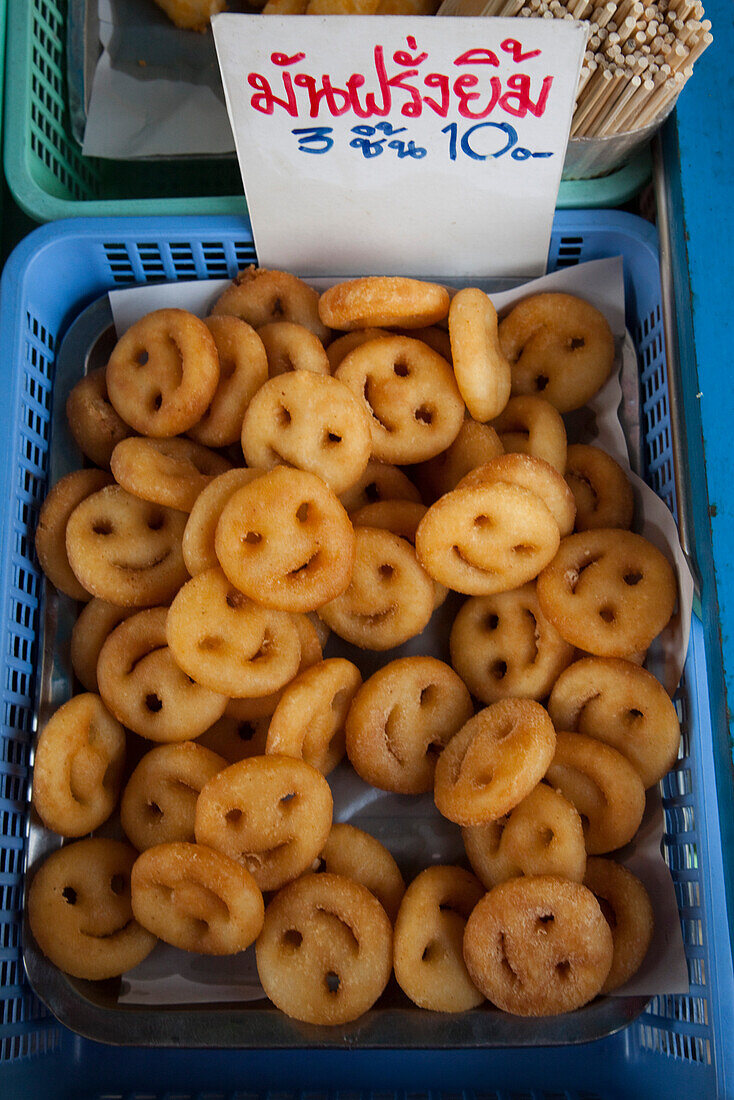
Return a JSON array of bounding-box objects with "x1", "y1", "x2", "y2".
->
[{"x1": 1, "y1": 208, "x2": 660, "y2": 297}]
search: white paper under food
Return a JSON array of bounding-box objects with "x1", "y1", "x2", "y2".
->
[
  {"x1": 112, "y1": 257, "x2": 691, "y2": 1006},
  {"x1": 83, "y1": 0, "x2": 236, "y2": 159}
]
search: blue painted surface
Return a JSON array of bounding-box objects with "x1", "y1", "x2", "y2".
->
[{"x1": 664, "y1": 0, "x2": 734, "y2": 898}]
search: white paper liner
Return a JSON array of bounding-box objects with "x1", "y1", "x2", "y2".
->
[
  {"x1": 82, "y1": 0, "x2": 237, "y2": 159},
  {"x1": 110, "y1": 256, "x2": 691, "y2": 1006}
]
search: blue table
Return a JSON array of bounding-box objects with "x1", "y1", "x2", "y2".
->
[{"x1": 658, "y1": 0, "x2": 734, "y2": 935}]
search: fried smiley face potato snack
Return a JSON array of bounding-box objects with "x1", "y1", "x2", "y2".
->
[
  {"x1": 110, "y1": 436, "x2": 231, "y2": 513},
  {"x1": 499, "y1": 293, "x2": 615, "y2": 413},
  {"x1": 28, "y1": 838, "x2": 157, "y2": 980},
  {"x1": 66, "y1": 367, "x2": 132, "y2": 470},
  {"x1": 434, "y1": 700, "x2": 556, "y2": 826},
  {"x1": 211, "y1": 266, "x2": 330, "y2": 343},
  {"x1": 256, "y1": 872, "x2": 393, "y2": 1024},
  {"x1": 463, "y1": 875, "x2": 613, "y2": 1016},
  {"x1": 166, "y1": 567, "x2": 302, "y2": 698},
  {"x1": 131, "y1": 841, "x2": 265, "y2": 955},
  {"x1": 537, "y1": 528, "x2": 677, "y2": 657},
  {"x1": 449, "y1": 585, "x2": 575, "y2": 705},
  {"x1": 97, "y1": 607, "x2": 228, "y2": 741},
  {"x1": 319, "y1": 526, "x2": 435, "y2": 650},
  {"x1": 416, "y1": 481, "x2": 560, "y2": 596},
  {"x1": 336, "y1": 335, "x2": 464, "y2": 464},
  {"x1": 319, "y1": 276, "x2": 449, "y2": 331},
  {"x1": 346, "y1": 656, "x2": 473, "y2": 794},
  {"x1": 32, "y1": 693, "x2": 126, "y2": 837},
  {"x1": 106, "y1": 308, "x2": 220, "y2": 437},
  {"x1": 65, "y1": 484, "x2": 189, "y2": 607},
  {"x1": 35, "y1": 469, "x2": 113, "y2": 601},
  {"x1": 121, "y1": 742, "x2": 227, "y2": 851},
  {"x1": 449, "y1": 287, "x2": 511, "y2": 422},
  {"x1": 241, "y1": 370, "x2": 372, "y2": 495},
  {"x1": 195, "y1": 754, "x2": 333, "y2": 891},
  {"x1": 462, "y1": 782, "x2": 586, "y2": 890},
  {"x1": 265, "y1": 658, "x2": 362, "y2": 775},
  {"x1": 394, "y1": 865, "x2": 485, "y2": 1012},
  {"x1": 317, "y1": 824, "x2": 406, "y2": 923},
  {"x1": 215, "y1": 467, "x2": 356, "y2": 613}
]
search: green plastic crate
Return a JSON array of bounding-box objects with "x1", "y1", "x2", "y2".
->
[{"x1": 4, "y1": 0, "x2": 651, "y2": 222}]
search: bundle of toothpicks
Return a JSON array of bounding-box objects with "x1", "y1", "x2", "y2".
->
[{"x1": 438, "y1": 0, "x2": 712, "y2": 138}]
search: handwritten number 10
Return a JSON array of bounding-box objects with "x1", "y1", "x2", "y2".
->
[{"x1": 442, "y1": 122, "x2": 553, "y2": 162}]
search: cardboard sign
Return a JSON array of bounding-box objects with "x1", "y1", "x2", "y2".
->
[{"x1": 212, "y1": 15, "x2": 586, "y2": 277}]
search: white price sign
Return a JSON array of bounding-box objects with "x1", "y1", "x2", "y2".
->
[{"x1": 213, "y1": 15, "x2": 586, "y2": 277}]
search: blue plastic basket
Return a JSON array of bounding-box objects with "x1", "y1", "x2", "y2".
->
[{"x1": 0, "y1": 212, "x2": 732, "y2": 1099}]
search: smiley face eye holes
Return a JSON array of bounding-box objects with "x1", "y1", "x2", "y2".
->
[
  {"x1": 536, "y1": 912, "x2": 555, "y2": 932},
  {"x1": 61, "y1": 886, "x2": 78, "y2": 905},
  {"x1": 556, "y1": 959, "x2": 572, "y2": 979},
  {"x1": 147, "y1": 511, "x2": 165, "y2": 532},
  {"x1": 282, "y1": 928, "x2": 303, "y2": 949},
  {"x1": 145, "y1": 693, "x2": 163, "y2": 713},
  {"x1": 225, "y1": 588, "x2": 247, "y2": 610},
  {"x1": 419, "y1": 684, "x2": 436, "y2": 707},
  {"x1": 325, "y1": 970, "x2": 341, "y2": 994},
  {"x1": 420, "y1": 938, "x2": 446, "y2": 964}
]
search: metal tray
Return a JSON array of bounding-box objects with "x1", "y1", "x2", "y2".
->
[{"x1": 23, "y1": 292, "x2": 651, "y2": 1048}]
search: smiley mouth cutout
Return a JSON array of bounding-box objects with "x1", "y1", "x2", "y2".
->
[
  {"x1": 112, "y1": 550, "x2": 171, "y2": 573},
  {"x1": 354, "y1": 606, "x2": 396, "y2": 626},
  {"x1": 80, "y1": 917, "x2": 134, "y2": 940},
  {"x1": 242, "y1": 841, "x2": 292, "y2": 873},
  {"x1": 363, "y1": 379, "x2": 396, "y2": 434},
  {"x1": 288, "y1": 551, "x2": 320, "y2": 579},
  {"x1": 127, "y1": 645, "x2": 168, "y2": 675},
  {"x1": 451, "y1": 545, "x2": 499, "y2": 574}
]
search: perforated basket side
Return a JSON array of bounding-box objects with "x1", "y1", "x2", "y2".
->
[
  {"x1": 0, "y1": 303, "x2": 61, "y2": 1065},
  {"x1": 17, "y1": 0, "x2": 103, "y2": 206}
]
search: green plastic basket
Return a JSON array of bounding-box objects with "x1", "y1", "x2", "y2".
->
[{"x1": 4, "y1": 0, "x2": 652, "y2": 222}]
